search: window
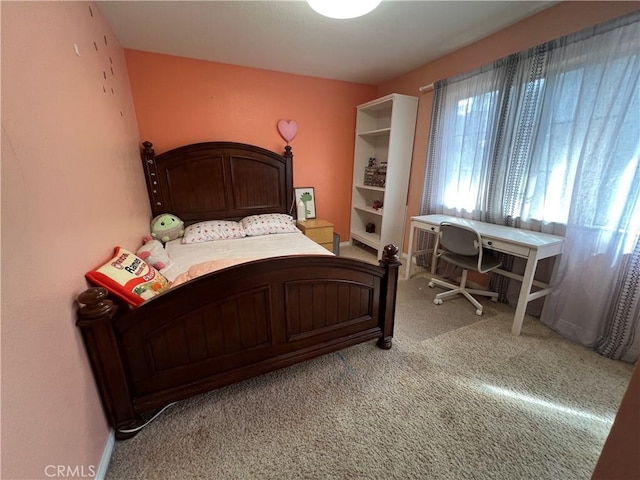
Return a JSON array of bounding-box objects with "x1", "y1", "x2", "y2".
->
[{"x1": 435, "y1": 54, "x2": 639, "y2": 233}]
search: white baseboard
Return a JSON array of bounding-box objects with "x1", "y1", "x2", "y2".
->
[{"x1": 94, "y1": 429, "x2": 115, "y2": 480}]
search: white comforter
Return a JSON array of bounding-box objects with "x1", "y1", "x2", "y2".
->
[{"x1": 160, "y1": 231, "x2": 332, "y2": 283}]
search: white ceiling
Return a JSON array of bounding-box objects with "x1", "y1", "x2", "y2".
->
[{"x1": 97, "y1": 0, "x2": 556, "y2": 85}]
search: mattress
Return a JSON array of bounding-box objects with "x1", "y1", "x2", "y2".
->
[{"x1": 160, "y1": 231, "x2": 332, "y2": 283}]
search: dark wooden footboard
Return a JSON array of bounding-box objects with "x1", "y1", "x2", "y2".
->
[{"x1": 77, "y1": 246, "x2": 400, "y2": 438}]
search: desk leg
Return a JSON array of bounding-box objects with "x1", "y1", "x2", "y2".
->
[
  {"x1": 405, "y1": 223, "x2": 416, "y2": 280},
  {"x1": 540, "y1": 254, "x2": 562, "y2": 321},
  {"x1": 512, "y1": 251, "x2": 539, "y2": 336}
]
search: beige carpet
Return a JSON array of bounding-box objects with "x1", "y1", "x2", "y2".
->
[{"x1": 105, "y1": 244, "x2": 634, "y2": 480}]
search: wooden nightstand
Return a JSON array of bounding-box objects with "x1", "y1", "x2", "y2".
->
[{"x1": 296, "y1": 219, "x2": 334, "y2": 252}]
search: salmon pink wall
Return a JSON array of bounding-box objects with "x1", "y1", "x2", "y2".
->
[
  {"x1": 2, "y1": 2, "x2": 638, "y2": 478},
  {"x1": 377, "y1": 1, "x2": 640, "y2": 252},
  {"x1": 1, "y1": 2, "x2": 149, "y2": 478},
  {"x1": 124, "y1": 50, "x2": 376, "y2": 239}
]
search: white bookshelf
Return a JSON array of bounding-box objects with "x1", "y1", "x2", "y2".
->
[{"x1": 349, "y1": 93, "x2": 418, "y2": 258}]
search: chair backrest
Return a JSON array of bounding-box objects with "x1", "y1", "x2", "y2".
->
[
  {"x1": 438, "y1": 222, "x2": 502, "y2": 274},
  {"x1": 438, "y1": 222, "x2": 482, "y2": 257}
]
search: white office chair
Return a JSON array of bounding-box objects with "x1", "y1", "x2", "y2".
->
[{"x1": 428, "y1": 222, "x2": 502, "y2": 316}]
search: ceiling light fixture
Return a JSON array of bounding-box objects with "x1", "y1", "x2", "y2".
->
[{"x1": 306, "y1": 0, "x2": 382, "y2": 19}]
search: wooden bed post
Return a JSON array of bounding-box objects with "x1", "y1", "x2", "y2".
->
[
  {"x1": 377, "y1": 244, "x2": 401, "y2": 350},
  {"x1": 76, "y1": 288, "x2": 141, "y2": 438},
  {"x1": 283, "y1": 144, "x2": 294, "y2": 216},
  {"x1": 140, "y1": 141, "x2": 165, "y2": 218}
]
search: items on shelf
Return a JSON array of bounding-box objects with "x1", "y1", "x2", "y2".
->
[
  {"x1": 364, "y1": 157, "x2": 387, "y2": 187},
  {"x1": 366, "y1": 223, "x2": 376, "y2": 233}
]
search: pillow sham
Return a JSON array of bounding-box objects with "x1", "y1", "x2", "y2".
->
[
  {"x1": 240, "y1": 213, "x2": 298, "y2": 236},
  {"x1": 182, "y1": 220, "x2": 246, "y2": 244},
  {"x1": 85, "y1": 247, "x2": 171, "y2": 306}
]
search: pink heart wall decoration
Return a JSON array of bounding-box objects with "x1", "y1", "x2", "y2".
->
[{"x1": 277, "y1": 120, "x2": 298, "y2": 143}]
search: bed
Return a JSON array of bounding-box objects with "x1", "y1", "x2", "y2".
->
[{"x1": 76, "y1": 141, "x2": 400, "y2": 439}]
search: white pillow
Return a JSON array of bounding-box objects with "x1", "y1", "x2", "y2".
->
[
  {"x1": 182, "y1": 220, "x2": 246, "y2": 244},
  {"x1": 240, "y1": 213, "x2": 298, "y2": 236}
]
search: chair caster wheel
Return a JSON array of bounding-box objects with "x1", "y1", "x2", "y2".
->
[
  {"x1": 491, "y1": 297, "x2": 498, "y2": 302},
  {"x1": 433, "y1": 298, "x2": 443, "y2": 305},
  {"x1": 428, "y1": 282, "x2": 435, "y2": 288},
  {"x1": 476, "y1": 309, "x2": 483, "y2": 316}
]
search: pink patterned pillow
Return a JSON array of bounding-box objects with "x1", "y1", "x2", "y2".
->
[
  {"x1": 182, "y1": 220, "x2": 246, "y2": 244},
  {"x1": 240, "y1": 214, "x2": 298, "y2": 236}
]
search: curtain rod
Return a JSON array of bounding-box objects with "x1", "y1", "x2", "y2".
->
[{"x1": 418, "y1": 83, "x2": 434, "y2": 93}]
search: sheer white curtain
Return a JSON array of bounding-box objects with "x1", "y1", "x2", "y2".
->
[
  {"x1": 421, "y1": 12, "x2": 640, "y2": 362},
  {"x1": 424, "y1": 63, "x2": 506, "y2": 219},
  {"x1": 537, "y1": 21, "x2": 640, "y2": 362}
]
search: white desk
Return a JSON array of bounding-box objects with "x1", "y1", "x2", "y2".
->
[{"x1": 405, "y1": 214, "x2": 565, "y2": 336}]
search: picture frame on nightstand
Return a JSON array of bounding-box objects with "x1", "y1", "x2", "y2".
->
[{"x1": 294, "y1": 187, "x2": 316, "y2": 219}]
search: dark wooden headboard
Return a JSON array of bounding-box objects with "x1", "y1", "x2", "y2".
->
[{"x1": 140, "y1": 141, "x2": 294, "y2": 224}]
